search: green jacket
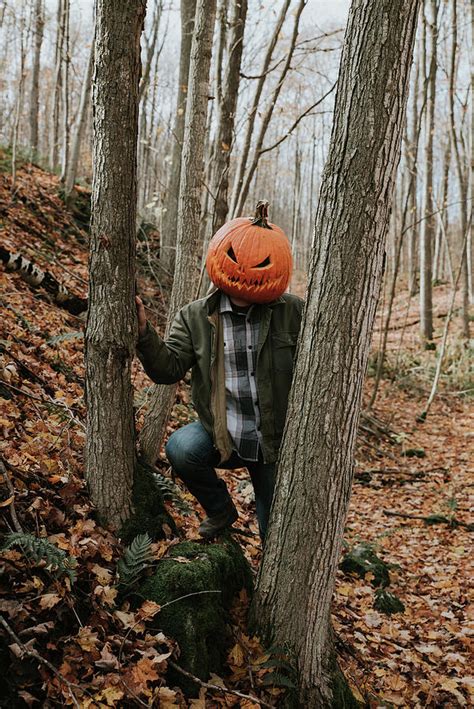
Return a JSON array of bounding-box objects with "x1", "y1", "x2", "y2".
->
[{"x1": 136, "y1": 289, "x2": 304, "y2": 464}]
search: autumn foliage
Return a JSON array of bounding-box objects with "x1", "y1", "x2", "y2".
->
[{"x1": 0, "y1": 161, "x2": 472, "y2": 706}]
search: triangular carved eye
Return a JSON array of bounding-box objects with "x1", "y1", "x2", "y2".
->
[
  {"x1": 227, "y1": 246, "x2": 238, "y2": 263},
  {"x1": 253, "y1": 256, "x2": 271, "y2": 268}
]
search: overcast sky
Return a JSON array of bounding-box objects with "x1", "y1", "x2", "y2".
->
[{"x1": 52, "y1": 0, "x2": 351, "y2": 34}]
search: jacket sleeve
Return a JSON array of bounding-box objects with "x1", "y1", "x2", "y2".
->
[{"x1": 136, "y1": 307, "x2": 196, "y2": 384}]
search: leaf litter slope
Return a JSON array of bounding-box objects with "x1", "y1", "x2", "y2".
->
[{"x1": 0, "y1": 160, "x2": 472, "y2": 707}]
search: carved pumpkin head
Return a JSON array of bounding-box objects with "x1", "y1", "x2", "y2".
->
[{"x1": 206, "y1": 201, "x2": 292, "y2": 304}]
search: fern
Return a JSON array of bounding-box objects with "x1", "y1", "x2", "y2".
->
[
  {"x1": 117, "y1": 533, "x2": 153, "y2": 591},
  {"x1": 3, "y1": 532, "x2": 77, "y2": 583},
  {"x1": 153, "y1": 472, "x2": 192, "y2": 513}
]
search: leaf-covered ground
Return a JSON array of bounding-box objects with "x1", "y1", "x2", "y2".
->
[{"x1": 0, "y1": 160, "x2": 472, "y2": 707}]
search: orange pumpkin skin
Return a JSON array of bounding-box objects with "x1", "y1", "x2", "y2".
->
[{"x1": 206, "y1": 205, "x2": 293, "y2": 304}]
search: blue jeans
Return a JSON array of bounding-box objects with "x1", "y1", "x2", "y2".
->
[{"x1": 165, "y1": 421, "x2": 276, "y2": 540}]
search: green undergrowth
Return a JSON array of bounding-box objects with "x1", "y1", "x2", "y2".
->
[
  {"x1": 368, "y1": 341, "x2": 473, "y2": 398},
  {"x1": 119, "y1": 461, "x2": 177, "y2": 543},
  {"x1": 141, "y1": 536, "x2": 253, "y2": 695}
]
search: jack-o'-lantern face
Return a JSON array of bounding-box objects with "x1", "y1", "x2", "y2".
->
[{"x1": 206, "y1": 201, "x2": 293, "y2": 304}]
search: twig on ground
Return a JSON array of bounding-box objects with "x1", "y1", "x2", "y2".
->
[
  {"x1": 383, "y1": 510, "x2": 473, "y2": 531},
  {"x1": 0, "y1": 379, "x2": 85, "y2": 429},
  {"x1": 168, "y1": 659, "x2": 274, "y2": 707},
  {"x1": 0, "y1": 460, "x2": 23, "y2": 533},
  {"x1": 0, "y1": 614, "x2": 85, "y2": 708}
]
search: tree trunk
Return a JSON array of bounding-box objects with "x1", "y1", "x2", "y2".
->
[
  {"x1": 29, "y1": 0, "x2": 44, "y2": 157},
  {"x1": 210, "y1": 0, "x2": 247, "y2": 234},
  {"x1": 50, "y1": 0, "x2": 64, "y2": 172},
  {"x1": 234, "y1": 0, "x2": 306, "y2": 217},
  {"x1": 419, "y1": 0, "x2": 438, "y2": 343},
  {"x1": 229, "y1": 0, "x2": 291, "y2": 217},
  {"x1": 85, "y1": 0, "x2": 146, "y2": 528},
  {"x1": 448, "y1": 0, "x2": 470, "y2": 339},
  {"x1": 64, "y1": 41, "x2": 94, "y2": 198},
  {"x1": 407, "y1": 46, "x2": 420, "y2": 295},
  {"x1": 252, "y1": 0, "x2": 421, "y2": 705},
  {"x1": 59, "y1": 0, "x2": 70, "y2": 182},
  {"x1": 160, "y1": 0, "x2": 197, "y2": 275},
  {"x1": 139, "y1": 0, "x2": 217, "y2": 464},
  {"x1": 197, "y1": 0, "x2": 248, "y2": 297}
]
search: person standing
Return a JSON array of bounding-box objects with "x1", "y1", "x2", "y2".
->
[{"x1": 136, "y1": 202, "x2": 302, "y2": 540}]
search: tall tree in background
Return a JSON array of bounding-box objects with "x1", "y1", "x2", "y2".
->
[
  {"x1": 198, "y1": 0, "x2": 248, "y2": 296},
  {"x1": 229, "y1": 0, "x2": 291, "y2": 217},
  {"x1": 29, "y1": 0, "x2": 44, "y2": 157},
  {"x1": 253, "y1": 0, "x2": 421, "y2": 705},
  {"x1": 140, "y1": 0, "x2": 217, "y2": 463},
  {"x1": 85, "y1": 0, "x2": 146, "y2": 527},
  {"x1": 64, "y1": 42, "x2": 94, "y2": 198},
  {"x1": 419, "y1": 0, "x2": 438, "y2": 343},
  {"x1": 210, "y1": 0, "x2": 247, "y2": 234},
  {"x1": 160, "y1": 0, "x2": 197, "y2": 275}
]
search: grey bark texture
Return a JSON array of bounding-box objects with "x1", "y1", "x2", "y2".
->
[
  {"x1": 419, "y1": 0, "x2": 438, "y2": 342},
  {"x1": 64, "y1": 41, "x2": 94, "y2": 198},
  {"x1": 160, "y1": 0, "x2": 197, "y2": 275},
  {"x1": 252, "y1": 0, "x2": 421, "y2": 705},
  {"x1": 85, "y1": 0, "x2": 146, "y2": 528},
  {"x1": 29, "y1": 0, "x2": 44, "y2": 156},
  {"x1": 140, "y1": 0, "x2": 217, "y2": 463}
]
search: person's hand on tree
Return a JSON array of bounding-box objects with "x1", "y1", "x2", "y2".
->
[{"x1": 135, "y1": 295, "x2": 147, "y2": 337}]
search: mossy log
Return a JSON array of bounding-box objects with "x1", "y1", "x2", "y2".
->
[{"x1": 141, "y1": 537, "x2": 253, "y2": 695}]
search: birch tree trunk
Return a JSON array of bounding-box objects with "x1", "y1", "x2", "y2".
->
[
  {"x1": 140, "y1": 0, "x2": 217, "y2": 463},
  {"x1": 252, "y1": 0, "x2": 421, "y2": 705},
  {"x1": 160, "y1": 0, "x2": 197, "y2": 275},
  {"x1": 419, "y1": 0, "x2": 438, "y2": 343},
  {"x1": 29, "y1": 0, "x2": 44, "y2": 157},
  {"x1": 85, "y1": 0, "x2": 146, "y2": 528}
]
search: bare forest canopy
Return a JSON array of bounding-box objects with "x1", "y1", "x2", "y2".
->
[{"x1": 1, "y1": 0, "x2": 471, "y2": 301}]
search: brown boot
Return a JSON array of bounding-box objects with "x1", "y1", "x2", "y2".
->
[{"x1": 198, "y1": 499, "x2": 238, "y2": 539}]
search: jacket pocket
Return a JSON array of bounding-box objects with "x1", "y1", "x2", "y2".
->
[{"x1": 271, "y1": 332, "x2": 298, "y2": 371}]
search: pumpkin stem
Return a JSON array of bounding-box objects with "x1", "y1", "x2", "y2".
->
[{"x1": 251, "y1": 200, "x2": 272, "y2": 229}]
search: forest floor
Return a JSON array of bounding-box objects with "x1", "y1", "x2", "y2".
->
[{"x1": 0, "y1": 159, "x2": 472, "y2": 708}]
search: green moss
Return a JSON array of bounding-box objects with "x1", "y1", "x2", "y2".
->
[
  {"x1": 329, "y1": 662, "x2": 361, "y2": 708},
  {"x1": 120, "y1": 461, "x2": 176, "y2": 544},
  {"x1": 141, "y1": 536, "x2": 253, "y2": 695},
  {"x1": 340, "y1": 542, "x2": 390, "y2": 588}
]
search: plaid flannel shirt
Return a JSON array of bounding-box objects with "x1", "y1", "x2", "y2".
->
[{"x1": 219, "y1": 294, "x2": 262, "y2": 461}]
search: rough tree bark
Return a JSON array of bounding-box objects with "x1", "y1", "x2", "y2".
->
[
  {"x1": 419, "y1": 0, "x2": 438, "y2": 343},
  {"x1": 85, "y1": 0, "x2": 146, "y2": 527},
  {"x1": 139, "y1": 0, "x2": 217, "y2": 463},
  {"x1": 29, "y1": 0, "x2": 44, "y2": 157},
  {"x1": 252, "y1": 0, "x2": 421, "y2": 706},
  {"x1": 160, "y1": 0, "x2": 197, "y2": 275}
]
